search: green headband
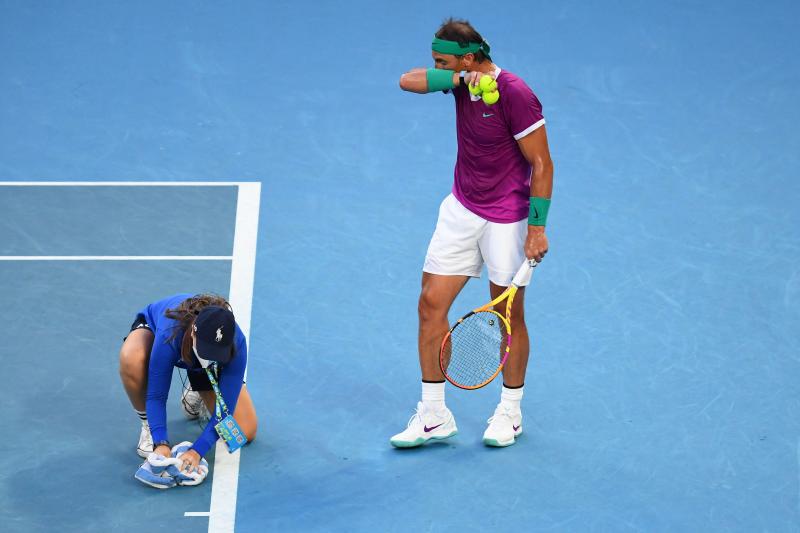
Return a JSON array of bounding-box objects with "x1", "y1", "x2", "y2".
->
[{"x1": 431, "y1": 37, "x2": 491, "y2": 57}]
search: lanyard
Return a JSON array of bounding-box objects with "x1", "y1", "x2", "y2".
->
[{"x1": 204, "y1": 364, "x2": 230, "y2": 420}]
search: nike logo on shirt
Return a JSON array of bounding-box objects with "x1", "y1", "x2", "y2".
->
[{"x1": 482, "y1": 113, "x2": 494, "y2": 118}]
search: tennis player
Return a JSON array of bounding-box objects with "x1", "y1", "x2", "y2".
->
[
  {"x1": 391, "y1": 18, "x2": 553, "y2": 448},
  {"x1": 119, "y1": 293, "x2": 257, "y2": 472}
]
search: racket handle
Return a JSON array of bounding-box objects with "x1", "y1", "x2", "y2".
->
[{"x1": 511, "y1": 258, "x2": 538, "y2": 287}]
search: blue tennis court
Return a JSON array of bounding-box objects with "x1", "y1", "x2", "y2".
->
[{"x1": 1, "y1": 1, "x2": 798, "y2": 532}]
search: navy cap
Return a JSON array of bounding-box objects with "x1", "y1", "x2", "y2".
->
[{"x1": 192, "y1": 306, "x2": 235, "y2": 367}]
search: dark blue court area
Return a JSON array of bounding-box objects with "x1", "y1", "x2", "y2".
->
[{"x1": 1, "y1": 1, "x2": 798, "y2": 532}]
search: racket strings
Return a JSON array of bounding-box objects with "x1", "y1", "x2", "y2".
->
[{"x1": 441, "y1": 311, "x2": 508, "y2": 388}]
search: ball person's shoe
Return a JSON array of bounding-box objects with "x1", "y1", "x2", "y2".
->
[
  {"x1": 390, "y1": 402, "x2": 457, "y2": 448},
  {"x1": 137, "y1": 421, "x2": 154, "y2": 458},
  {"x1": 482, "y1": 404, "x2": 522, "y2": 447},
  {"x1": 180, "y1": 387, "x2": 207, "y2": 420}
]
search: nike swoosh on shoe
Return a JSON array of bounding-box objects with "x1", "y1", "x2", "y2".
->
[{"x1": 424, "y1": 424, "x2": 444, "y2": 433}]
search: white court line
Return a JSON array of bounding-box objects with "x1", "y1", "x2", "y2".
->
[
  {"x1": 207, "y1": 182, "x2": 260, "y2": 533},
  {"x1": 0, "y1": 181, "x2": 254, "y2": 186},
  {"x1": 0, "y1": 256, "x2": 232, "y2": 261},
  {"x1": 185, "y1": 512, "x2": 212, "y2": 517}
]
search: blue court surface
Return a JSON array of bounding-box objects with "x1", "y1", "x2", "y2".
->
[{"x1": 1, "y1": 1, "x2": 798, "y2": 532}]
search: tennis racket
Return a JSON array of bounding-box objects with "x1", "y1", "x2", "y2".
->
[{"x1": 439, "y1": 258, "x2": 538, "y2": 390}]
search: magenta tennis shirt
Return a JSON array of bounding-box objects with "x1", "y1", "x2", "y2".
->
[{"x1": 450, "y1": 68, "x2": 545, "y2": 223}]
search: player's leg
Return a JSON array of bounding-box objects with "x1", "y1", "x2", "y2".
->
[
  {"x1": 418, "y1": 272, "x2": 470, "y2": 381},
  {"x1": 490, "y1": 284, "x2": 529, "y2": 387},
  {"x1": 119, "y1": 316, "x2": 155, "y2": 457},
  {"x1": 418, "y1": 194, "x2": 484, "y2": 381},
  {"x1": 199, "y1": 385, "x2": 258, "y2": 442},
  {"x1": 481, "y1": 219, "x2": 530, "y2": 447},
  {"x1": 391, "y1": 194, "x2": 485, "y2": 448},
  {"x1": 391, "y1": 273, "x2": 467, "y2": 448}
]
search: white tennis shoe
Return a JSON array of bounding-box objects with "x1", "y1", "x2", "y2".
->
[
  {"x1": 137, "y1": 421, "x2": 154, "y2": 458},
  {"x1": 180, "y1": 388, "x2": 208, "y2": 420},
  {"x1": 483, "y1": 404, "x2": 522, "y2": 447},
  {"x1": 390, "y1": 402, "x2": 458, "y2": 448}
]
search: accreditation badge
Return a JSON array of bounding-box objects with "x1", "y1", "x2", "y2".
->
[{"x1": 214, "y1": 414, "x2": 248, "y2": 453}]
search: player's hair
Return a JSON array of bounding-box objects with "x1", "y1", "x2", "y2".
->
[
  {"x1": 164, "y1": 293, "x2": 236, "y2": 366},
  {"x1": 435, "y1": 18, "x2": 489, "y2": 63}
]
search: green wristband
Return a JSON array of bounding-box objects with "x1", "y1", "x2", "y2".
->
[
  {"x1": 425, "y1": 68, "x2": 456, "y2": 93},
  {"x1": 528, "y1": 197, "x2": 551, "y2": 226}
]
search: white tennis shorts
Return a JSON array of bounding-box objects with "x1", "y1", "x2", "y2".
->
[{"x1": 423, "y1": 194, "x2": 529, "y2": 287}]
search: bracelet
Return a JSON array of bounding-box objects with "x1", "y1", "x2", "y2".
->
[
  {"x1": 528, "y1": 197, "x2": 551, "y2": 226},
  {"x1": 426, "y1": 68, "x2": 456, "y2": 93},
  {"x1": 154, "y1": 440, "x2": 170, "y2": 449}
]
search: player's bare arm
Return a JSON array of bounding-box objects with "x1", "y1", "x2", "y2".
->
[{"x1": 517, "y1": 126, "x2": 554, "y2": 263}]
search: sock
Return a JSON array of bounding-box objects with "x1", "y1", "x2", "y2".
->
[
  {"x1": 500, "y1": 384, "x2": 524, "y2": 412},
  {"x1": 421, "y1": 380, "x2": 446, "y2": 412},
  {"x1": 135, "y1": 409, "x2": 148, "y2": 424}
]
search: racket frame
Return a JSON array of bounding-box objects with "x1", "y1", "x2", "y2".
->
[
  {"x1": 439, "y1": 287, "x2": 517, "y2": 390},
  {"x1": 438, "y1": 259, "x2": 536, "y2": 390}
]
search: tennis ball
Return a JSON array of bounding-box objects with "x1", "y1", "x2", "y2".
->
[
  {"x1": 468, "y1": 82, "x2": 482, "y2": 96},
  {"x1": 479, "y1": 75, "x2": 497, "y2": 93},
  {"x1": 482, "y1": 90, "x2": 500, "y2": 105}
]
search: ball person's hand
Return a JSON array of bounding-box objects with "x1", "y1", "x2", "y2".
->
[
  {"x1": 525, "y1": 226, "x2": 548, "y2": 263},
  {"x1": 180, "y1": 448, "x2": 202, "y2": 473},
  {"x1": 154, "y1": 444, "x2": 171, "y2": 458}
]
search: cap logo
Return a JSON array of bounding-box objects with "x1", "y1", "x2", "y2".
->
[{"x1": 215, "y1": 326, "x2": 224, "y2": 342}]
